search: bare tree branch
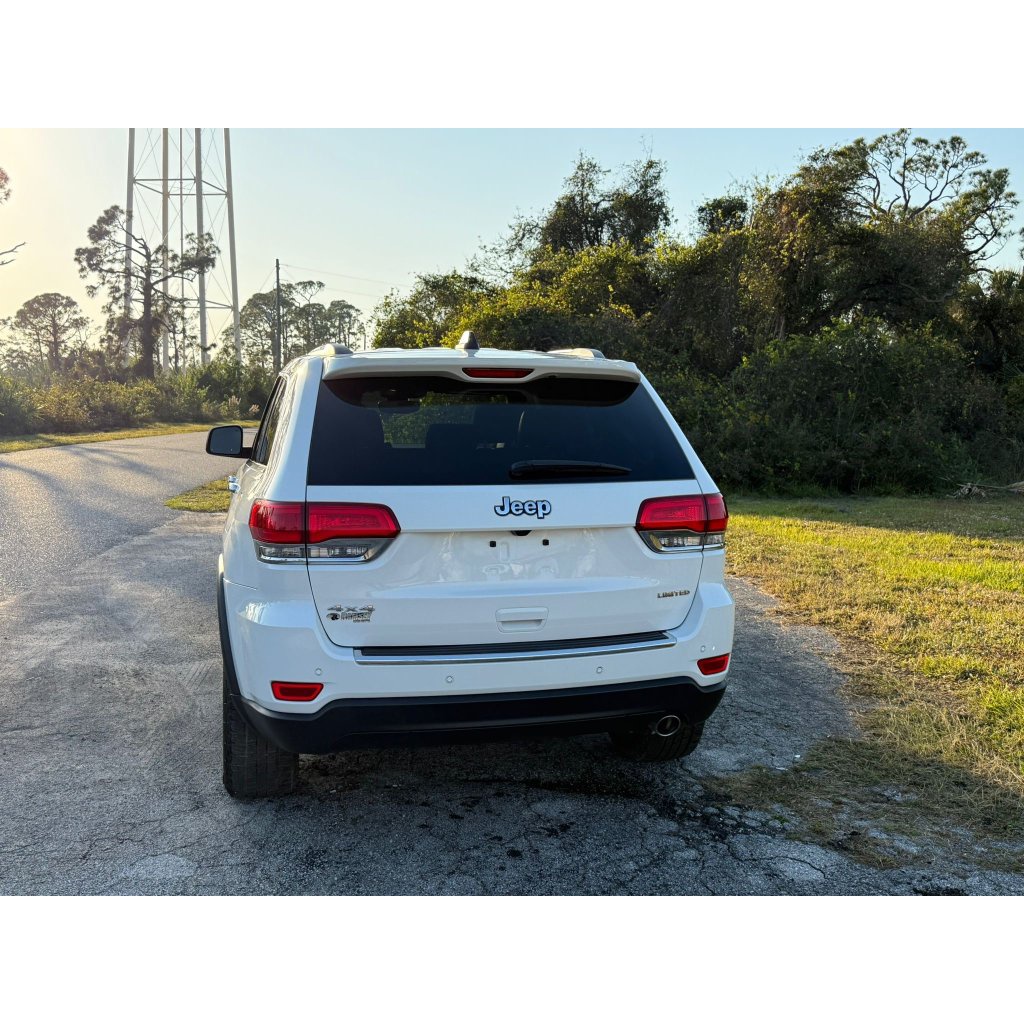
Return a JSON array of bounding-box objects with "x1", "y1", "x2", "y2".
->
[{"x1": 0, "y1": 241, "x2": 25, "y2": 266}]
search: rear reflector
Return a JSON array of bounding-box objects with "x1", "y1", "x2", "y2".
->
[
  {"x1": 462, "y1": 367, "x2": 532, "y2": 379},
  {"x1": 271, "y1": 681, "x2": 324, "y2": 702},
  {"x1": 697, "y1": 653, "x2": 730, "y2": 675}
]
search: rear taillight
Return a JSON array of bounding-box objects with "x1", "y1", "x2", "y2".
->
[
  {"x1": 636, "y1": 494, "x2": 728, "y2": 552},
  {"x1": 271, "y1": 681, "x2": 324, "y2": 702},
  {"x1": 307, "y1": 503, "x2": 399, "y2": 562},
  {"x1": 703, "y1": 493, "x2": 728, "y2": 547},
  {"x1": 249, "y1": 500, "x2": 305, "y2": 562},
  {"x1": 249, "y1": 501, "x2": 400, "y2": 563}
]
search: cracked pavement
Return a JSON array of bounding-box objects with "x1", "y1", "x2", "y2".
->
[{"x1": 2, "y1": 435, "x2": 1022, "y2": 894}]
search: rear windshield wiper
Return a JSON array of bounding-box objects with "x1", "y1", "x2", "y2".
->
[{"x1": 508, "y1": 460, "x2": 631, "y2": 479}]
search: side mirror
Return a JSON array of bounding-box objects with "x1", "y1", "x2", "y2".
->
[{"x1": 206, "y1": 424, "x2": 252, "y2": 458}]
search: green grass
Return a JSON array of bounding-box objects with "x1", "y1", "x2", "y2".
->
[
  {"x1": 0, "y1": 420, "x2": 259, "y2": 455},
  {"x1": 166, "y1": 476, "x2": 233, "y2": 512},
  {"x1": 720, "y1": 494, "x2": 1024, "y2": 856}
]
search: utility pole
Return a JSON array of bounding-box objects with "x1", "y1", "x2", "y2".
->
[
  {"x1": 224, "y1": 128, "x2": 242, "y2": 362},
  {"x1": 274, "y1": 258, "x2": 282, "y2": 372},
  {"x1": 124, "y1": 129, "x2": 135, "y2": 322},
  {"x1": 178, "y1": 128, "x2": 184, "y2": 368},
  {"x1": 195, "y1": 128, "x2": 209, "y2": 364},
  {"x1": 160, "y1": 128, "x2": 170, "y2": 371}
]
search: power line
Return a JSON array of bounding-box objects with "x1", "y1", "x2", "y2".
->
[
  {"x1": 276, "y1": 271, "x2": 389, "y2": 304},
  {"x1": 280, "y1": 263, "x2": 407, "y2": 289},
  {"x1": 254, "y1": 266, "x2": 274, "y2": 295}
]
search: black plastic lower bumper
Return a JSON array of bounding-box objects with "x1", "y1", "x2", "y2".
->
[
  {"x1": 238, "y1": 679, "x2": 725, "y2": 754},
  {"x1": 218, "y1": 576, "x2": 725, "y2": 755}
]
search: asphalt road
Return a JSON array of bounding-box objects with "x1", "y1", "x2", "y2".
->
[
  {"x1": 1, "y1": 434, "x2": 1021, "y2": 894},
  {"x1": 0, "y1": 432, "x2": 241, "y2": 599}
]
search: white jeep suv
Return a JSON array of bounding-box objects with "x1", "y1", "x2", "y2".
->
[{"x1": 207, "y1": 333, "x2": 734, "y2": 798}]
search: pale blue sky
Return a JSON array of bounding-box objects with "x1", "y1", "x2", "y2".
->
[{"x1": 2, "y1": 128, "x2": 1022, "y2": 336}]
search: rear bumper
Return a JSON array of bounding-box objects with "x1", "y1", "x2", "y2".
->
[
  {"x1": 220, "y1": 569, "x2": 734, "y2": 709},
  {"x1": 233, "y1": 677, "x2": 726, "y2": 754}
]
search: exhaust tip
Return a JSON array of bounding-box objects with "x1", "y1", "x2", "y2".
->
[{"x1": 653, "y1": 714, "x2": 682, "y2": 738}]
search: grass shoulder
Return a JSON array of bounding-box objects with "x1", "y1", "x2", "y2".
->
[
  {"x1": 720, "y1": 494, "x2": 1024, "y2": 865},
  {"x1": 166, "y1": 477, "x2": 233, "y2": 512},
  {"x1": 0, "y1": 420, "x2": 259, "y2": 455}
]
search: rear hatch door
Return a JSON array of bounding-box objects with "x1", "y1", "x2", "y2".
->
[{"x1": 305, "y1": 364, "x2": 703, "y2": 649}]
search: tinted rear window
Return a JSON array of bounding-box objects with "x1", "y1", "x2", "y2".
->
[{"x1": 307, "y1": 374, "x2": 693, "y2": 486}]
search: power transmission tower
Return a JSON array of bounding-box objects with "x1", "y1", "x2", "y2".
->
[
  {"x1": 124, "y1": 128, "x2": 241, "y2": 369},
  {"x1": 274, "y1": 258, "x2": 282, "y2": 372}
]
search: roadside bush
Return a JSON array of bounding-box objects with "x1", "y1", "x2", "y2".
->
[
  {"x1": 0, "y1": 375, "x2": 40, "y2": 434},
  {"x1": 649, "y1": 319, "x2": 1014, "y2": 494},
  {"x1": 446, "y1": 288, "x2": 586, "y2": 351},
  {"x1": 727, "y1": 321, "x2": 981, "y2": 492},
  {"x1": 31, "y1": 378, "x2": 160, "y2": 432},
  {"x1": 153, "y1": 373, "x2": 211, "y2": 423},
  {"x1": 0, "y1": 366, "x2": 273, "y2": 437},
  {"x1": 191, "y1": 357, "x2": 274, "y2": 413}
]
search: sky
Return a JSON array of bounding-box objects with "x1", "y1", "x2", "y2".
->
[{"x1": 2, "y1": 128, "x2": 1022, "y2": 342}]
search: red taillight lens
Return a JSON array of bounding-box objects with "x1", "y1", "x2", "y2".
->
[
  {"x1": 697, "y1": 653, "x2": 730, "y2": 675},
  {"x1": 307, "y1": 503, "x2": 400, "y2": 543},
  {"x1": 249, "y1": 501, "x2": 399, "y2": 562},
  {"x1": 636, "y1": 496, "x2": 706, "y2": 533},
  {"x1": 248, "y1": 500, "x2": 304, "y2": 544},
  {"x1": 462, "y1": 367, "x2": 533, "y2": 379},
  {"x1": 271, "y1": 681, "x2": 324, "y2": 702},
  {"x1": 705, "y1": 493, "x2": 729, "y2": 533},
  {"x1": 636, "y1": 493, "x2": 728, "y2": 551}
]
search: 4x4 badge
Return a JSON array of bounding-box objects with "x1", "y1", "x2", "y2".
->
[
  {"x1": 494, "y1": 496, "x2": 552, "y2": 520},
  {"x1": 326, "y1": 604, "x2": 375, "y2": 622}
]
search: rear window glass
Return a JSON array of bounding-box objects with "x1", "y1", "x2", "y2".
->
[{"x1": 307, "y1": 374, "x2": 693, "y2": 486}]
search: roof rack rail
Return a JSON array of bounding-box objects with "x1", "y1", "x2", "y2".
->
[
  {"x1": 456, "y1": 331, "x2": 480, "y2": 351},
  {"x1": 309, "y1": 343, "x2": 353, "y2": 357},
  {"x1": 547, "y1": 347, "x2": 606, "y2": 359}
]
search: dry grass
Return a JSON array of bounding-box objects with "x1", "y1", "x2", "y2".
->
[{"x1": 720, "y1": 495, "x2": 1024, "y2": 852}]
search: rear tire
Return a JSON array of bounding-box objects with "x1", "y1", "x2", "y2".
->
[
  {"x1": 222, "y1": 669, "x2": 299, "y2": 798},
  {"x1": 609, "y1": 719, "x2": 704, "y2": 762}
]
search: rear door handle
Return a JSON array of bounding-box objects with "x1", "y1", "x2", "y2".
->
[{"x1": 496, "y1": 607, "x2": 548, "y2": 632}]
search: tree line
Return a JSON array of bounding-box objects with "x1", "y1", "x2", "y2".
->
[
  {"x1": 0, "y1": 167, "x2": 365, "y2": 383},
  {"x1": 234, "y1": 280, "x2": 364, "y2": 370},
  {"x1": 0, "y1": 164, "x2": 367, "y2": 435},
  {"x1": 3, "y1": 133, "x2": 1024, "y2": 492},
  {"x1": 372, "y1": 131, "x2": 1024, "y2": 492}
]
